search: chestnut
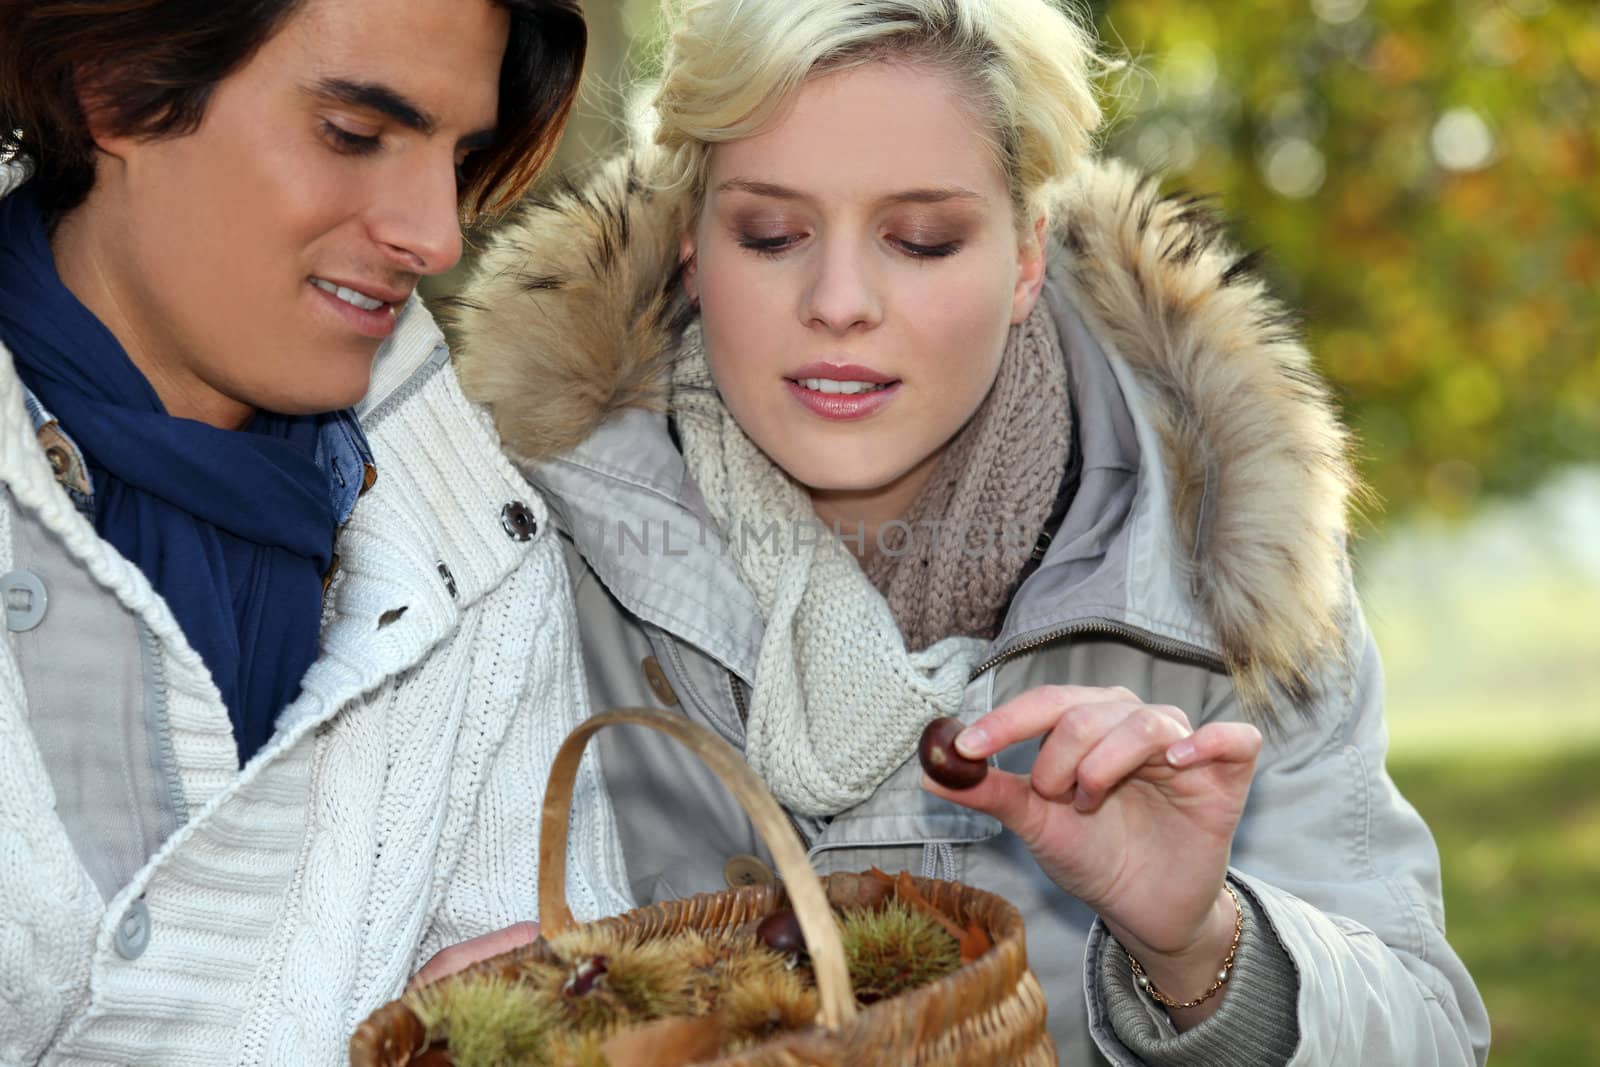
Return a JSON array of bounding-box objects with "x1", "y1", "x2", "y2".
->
[
  {"x1": 756, "y1": 907, "x2": 806, "y2": 957},
  {"x1": 918, "y1": 716, "x2": 988, "y2": 790},
  {"x1": 561, "y1": 954, "x2": 609, "y2": 998}
]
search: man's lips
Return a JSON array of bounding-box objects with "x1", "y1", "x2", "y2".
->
[
  {"x1": 310, "y1": 276, "x2": 413, "y2": 309},
  {"x1": 308, "y1": 276, "x2": 408, "y2": 340}
]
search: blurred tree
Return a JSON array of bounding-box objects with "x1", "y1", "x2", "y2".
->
[{"x1": 1090, "y1": 0, "x2": 1598, "y2": 520}]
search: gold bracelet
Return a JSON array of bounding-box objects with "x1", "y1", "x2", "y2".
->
[{"x1": 1125, "y1": 883, "x2": 1244, "y2": 1010}]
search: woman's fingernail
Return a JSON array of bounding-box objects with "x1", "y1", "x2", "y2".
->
[
  {"x1": 955, "y1": 727, "x2": 988, "y2": 758},
  {"x1": 1168, "y1": 739, "x2": 1197, "y2": 765}
]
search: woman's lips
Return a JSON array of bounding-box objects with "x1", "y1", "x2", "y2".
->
[
  {"x1": 784, "y1": 378, "x2": 901, "y2": 421},
  {"x1": 787, "y1": 361, "x2": 897, "y2": 385}
]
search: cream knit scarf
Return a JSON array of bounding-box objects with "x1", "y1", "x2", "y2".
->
[{"x1": 672, "y1": 306, "x2": 1071, "y2": 816}]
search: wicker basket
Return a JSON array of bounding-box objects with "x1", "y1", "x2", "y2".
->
[{"x1": 350, "y1": 706, "x2": 1054, "y2": 1066}]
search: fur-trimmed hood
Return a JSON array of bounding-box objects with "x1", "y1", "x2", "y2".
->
[{"x1": 451, "y1": 154, "x2": 1359, "y2": 719}]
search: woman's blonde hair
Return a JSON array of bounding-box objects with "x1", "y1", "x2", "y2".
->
[{"x1": 649, "y1": 0, "x2": 1106, "y2": 225}]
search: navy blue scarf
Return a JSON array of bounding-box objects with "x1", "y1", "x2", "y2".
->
[{"x1": 0, "y1": 184, "x2": 336, "y2": 764}]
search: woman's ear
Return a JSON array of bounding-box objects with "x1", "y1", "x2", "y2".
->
[
  {"x1": 1010, "y1": 215, "x2": 1048, "y2": 324},
  {"x1": 679, "y1": 230, "x2": 699, "y2": 306}
]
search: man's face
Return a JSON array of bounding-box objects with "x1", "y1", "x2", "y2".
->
[{"x1": 74, "y1": 0, "x2": 509, "y2": 426}]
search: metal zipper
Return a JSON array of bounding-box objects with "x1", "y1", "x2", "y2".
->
[
  {"x1": 969, "y1": 618, "x2": 1224, "y2": 682},
  {"x1": 728, "y1": 668, "x2": 749, "y2": 725}
]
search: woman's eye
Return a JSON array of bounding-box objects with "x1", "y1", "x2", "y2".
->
[
  {"x1": 738, "y1": 234, "x2": 801, "y2": 257},
  {"x1": 894, "y1": 237, "x2": 962, "y2": 258},
  {"x1": 322, "y1": 120, "x2": 380, "y2": 155}
]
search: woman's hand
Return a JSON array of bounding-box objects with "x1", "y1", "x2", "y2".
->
[
  {"x1": 922, "y1": 685, "x2": 1261, "y2": 1025},
  {"x1": 408, "y1": 922, "x2": 541, "y2": 991}
]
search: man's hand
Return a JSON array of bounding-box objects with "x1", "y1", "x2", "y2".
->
[{"x1": 408, "y1": 922, "x2": 541, "y2": 991}]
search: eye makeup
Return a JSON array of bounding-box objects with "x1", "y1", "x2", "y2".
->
[
  {"x1": 886, "y1": 213, "x2": 971, "y2": 258},
  {"x1": 721, "y1": 202, "x2": 979, "y2": 261}
]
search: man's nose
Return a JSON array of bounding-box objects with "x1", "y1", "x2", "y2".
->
[{"x1": 367, "y1": 155, "x2": 465, "y2": 277}]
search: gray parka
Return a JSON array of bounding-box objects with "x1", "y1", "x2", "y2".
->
[{"x1": 454, "y1": 156, "x2": 1490, "y2": 1066}]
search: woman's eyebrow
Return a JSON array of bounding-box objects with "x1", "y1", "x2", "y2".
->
[
  {"x1": 717, "y1": 178, "x2": 807, "y2": 201},
  {"x1": 716, "y1": 177, "x2": 982, "y2": 205},
  {"x1": 881, "y1": 187, "x2": 982, "y2": 205}
]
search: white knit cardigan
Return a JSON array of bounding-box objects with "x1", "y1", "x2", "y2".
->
[{"x1": 0, "y1": 219, "x2": 633, "y2": 1062}]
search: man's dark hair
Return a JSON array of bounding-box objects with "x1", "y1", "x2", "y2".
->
[{"x1": 0, "y1": 0, "x2": 585, "y2": 223}]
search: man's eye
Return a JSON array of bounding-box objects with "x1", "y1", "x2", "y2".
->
[{"x1": 322, "y1": 121, "x2": 380, "y2": 154}]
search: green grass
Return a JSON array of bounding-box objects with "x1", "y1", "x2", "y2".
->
[
  {"x1": 1368, "y1": 568, "x2": 1600, "y2": 757},
  {"x1": 1389, "y1": 746, "x2": 1600, "y2": 1066},
  {"x1": 1358, "y1": 509, "x2": 1600, "y2": 759}
]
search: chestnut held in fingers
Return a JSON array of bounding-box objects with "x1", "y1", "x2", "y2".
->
[
  {"x1": 757, "y1": 908, "x2": 806, "y2": 957},
  {"x1": 918, "y1": 716, "x2": 988, "y2": 790}
]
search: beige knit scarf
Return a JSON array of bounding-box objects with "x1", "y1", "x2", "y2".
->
[{"x1": 672, "y1": 306, "x2": 1072, "y2": 816}]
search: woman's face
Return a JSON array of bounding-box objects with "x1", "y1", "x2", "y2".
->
[{"x1": 686, "y1": 60, "x2": 1046, "y2": 518}]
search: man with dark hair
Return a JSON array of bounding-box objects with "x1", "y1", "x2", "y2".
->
[{"x1": 0, "y1": 1, "x2": 630, "y2": 1061}]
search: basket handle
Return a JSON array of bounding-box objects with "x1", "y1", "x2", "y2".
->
[{"x1": 538, "y1": 706, "x2": 859, "y2": 1030}]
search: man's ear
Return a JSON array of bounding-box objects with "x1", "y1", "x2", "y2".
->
[
  {"x1": 76, "y1": 75, "x2": 135, "y2": 160},
  {"x1": 679, "y1": 230, "x2": 699, "y2": 305},
  {"x1": 1010, "y1": 215, "x2": 1049, "y2": 324}
]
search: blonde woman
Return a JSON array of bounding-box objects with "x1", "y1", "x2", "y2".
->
[{"x1": 457, "y1": 0, "x2": 1489, "y2": 1061}]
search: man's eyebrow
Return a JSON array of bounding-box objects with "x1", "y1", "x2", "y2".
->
[
  {"x1": 307, "y1": 77, "x2": 499, "y2": 149},
  {"x1": 716, "y1": 178, "x2": 983, "y2": 205},
  {"x1": 308, "y1": 77, "x2": 438, "y2": 135}
]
